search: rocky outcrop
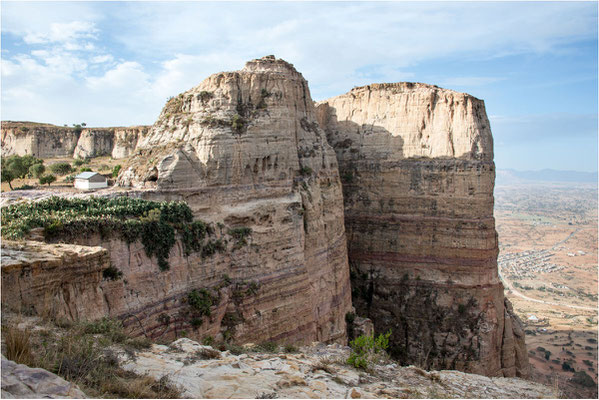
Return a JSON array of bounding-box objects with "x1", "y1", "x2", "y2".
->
[
  {"x1": 1, "y1": 241, "x2": 111, "y2": 321},
  {"x1": 116, "y1": 338, "x2": 553, "y2": 399},
  {"x1": 317, "y1": 83, "x2": 530, "y2": 377},
  {"x1": 3, "y1": 56, "x2": 352, "y2": 346},
  {"x1": 1, "y1": 356, "x2": 87, "y2": 398},
  {"x1": 0, "y1": 121, "x2": 149, "y2": 159}
]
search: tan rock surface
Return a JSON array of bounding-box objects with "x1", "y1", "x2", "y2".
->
[
  {"x1": 117, "y1": 338, "x2": 553, "y2": 399},
  {"x1": 2, "y1": 56, "x2": 352, "y2": 346},
  {"x1": 0, "y1": 121, "x2": 149, "y2": 159},
  {"x1": 317, "y1": 83, "x2": 530, "y2": 377}
]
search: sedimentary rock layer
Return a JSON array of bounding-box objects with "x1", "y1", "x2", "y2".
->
[
  {"x1": 0, "y1": 56, "x2": 351, "y2": 346},
  {"x1": 317, "y1": 82, "x2": 529, "y2": 377},
  {"x1": 0, "y1": 121, "x2": 148, "y2": 159}
]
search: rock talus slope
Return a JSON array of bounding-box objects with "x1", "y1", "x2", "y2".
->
[
  {"x1": 317, "y1": 83, "x2": 529, "y2": 377},
  {"x1": 0, "y1": 56, "x2": 351, "y2": 345}
]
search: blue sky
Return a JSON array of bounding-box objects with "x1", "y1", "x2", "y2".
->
[{"x1": 1, "y1": 1, "x2": 597, "y2": 172}]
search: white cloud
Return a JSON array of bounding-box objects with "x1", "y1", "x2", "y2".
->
[
  {"x1": 23, "y1": 21, "x2": 98, "y2": 46},
  {"x1": 1, "y1": 1, "x2": 596, "y2": 127}
]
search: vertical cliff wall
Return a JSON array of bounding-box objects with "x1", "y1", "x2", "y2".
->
[
  {"x1": 316, "y1": 83, "x2": 529, "y2": 377},
  {"x1": 0, "y1": 122, "x2": 149, "y2": 159},
  {"x1": 112, "y1": 56, "x2": 352, "y2": 344}
]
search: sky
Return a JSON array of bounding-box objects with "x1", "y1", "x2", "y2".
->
[{"x1": 1, "y1": 1, "x2": 597, "y2": 172}]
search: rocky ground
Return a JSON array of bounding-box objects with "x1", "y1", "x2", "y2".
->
[{"x1": 116, "y1": 338, "x2": 554, "y2": 399}]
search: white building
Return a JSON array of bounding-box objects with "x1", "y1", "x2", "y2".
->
[{"x1": 74, "y1": 172, "x2": 108, "y2": 190}]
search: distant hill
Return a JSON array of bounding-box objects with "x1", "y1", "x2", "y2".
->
[{"x1": 496, "y1": 169, "x2": 598, "y2": 185}]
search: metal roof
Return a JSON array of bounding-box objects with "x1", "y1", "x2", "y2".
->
[{"x1": 74, "y1": 171, "x2": 101, "y2": 180}]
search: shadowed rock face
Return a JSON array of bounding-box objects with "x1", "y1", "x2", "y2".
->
[{"x1": 317, "y1": 83, "x2": 529, "y2": 378}]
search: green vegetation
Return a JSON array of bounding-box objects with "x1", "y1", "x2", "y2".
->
[
  {"x1": 571, "y1": 370, "x2": 595, "y2": 387},
  {"x1": 198, "y1": 91, "x2": 213, "y2": 103},
  {"x1": 28, "y1": 163, "x2": 45, "y2": 179},
  {"x1": 49, "y1": 162, "x2": 73, "y2": 175},
  {"x1": 2, "y1": 155, "x2": 43, "y2": 189},
  {"x1": 300, "y1": 166, "x2": 313, "y2": 176},
  {"x1": 79, "y1": 167, "x2": 92, "y2": 173},
  {"x1": 187, "y1": 288, "x2": 217, "y2": 317},
  {"x1": 2, "y1": 316, "x2": 176, "y2": 398},
  {"x1": 228, "y1": 226, "x2": 252, "y2": 247},
  {"x1": 39, "y1": 174, "x2": 57, "y2": 186},
  {"x1": 1, "y1": 196, "x2": 221, "y2": 271},
  {"x1": 347, "y1": 330, "x2": 391, "y2": 370},
  {"x1": 112, "y1": 164, "x2": 122, "y2": 178},
  {"x1": 73, "y1": 158, "x2": 90, "y2": 167},
  {"x1": 102, "y1": 265, "x2": 123, "y2": 281},
  {"x1": 231, "y1": 114, "x2": 246, "y2": 133}
]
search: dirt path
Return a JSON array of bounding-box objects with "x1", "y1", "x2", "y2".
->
[{"x1": 500, "y1": 271, "x2": 597, "y2": 311}]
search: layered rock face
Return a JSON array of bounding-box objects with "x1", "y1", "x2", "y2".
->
[
  {"x1": 0, "y1": 121, "x2": 148, "y2": 159},
  {"x1": 3, "y1": 56, "x2": 350, "y2": 345},
  {"x1": 317, "y1": 83, "x2": 529, "y2": 377}
]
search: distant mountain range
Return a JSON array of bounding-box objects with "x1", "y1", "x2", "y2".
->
[{"x1": 496, "y1": 169, "x2": 598, "y2": 185}]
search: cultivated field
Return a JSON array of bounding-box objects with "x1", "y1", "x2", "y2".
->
[{"x1": 495, "y1": 182, "x2": 598, "y2": 398}]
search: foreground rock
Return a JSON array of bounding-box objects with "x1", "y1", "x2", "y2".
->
[
  {"x1": 117, "y1": 338, "x2": 552, "y2": 399},
  {"x1": 1, "y1": 356, "x2": 86, "y2": 398},
  {"x1": 317, "y1": 83, "x2": 529, "y2": 377}
]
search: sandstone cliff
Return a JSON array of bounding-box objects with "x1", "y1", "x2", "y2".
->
[
  {"x1": 0, "y1": 121, "x2": 148, "y2": 159},
  {"x1": 2, "y1": 57, "x2": 352, "y2": 346},
  {"x1": 316, "y1": 83, "x2": 529, "y2": 378}
]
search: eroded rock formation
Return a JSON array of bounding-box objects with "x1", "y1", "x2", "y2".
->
[
  {"x1": 0, "y1": 121, "x2": 148, "y2": 159},
  {"x1": 2, "y1": 57, "x2": 352, "y2": 346},
  {"x1": 316, "y1": 83, "x2": 529, "y2": 377}
]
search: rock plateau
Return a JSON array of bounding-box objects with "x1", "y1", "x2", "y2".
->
[{"x1": 316, "y1": 83, "x2": 529, "y2": 377}]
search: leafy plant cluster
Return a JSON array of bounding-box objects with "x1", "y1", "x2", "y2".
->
[
  {"x1": 1, "y1": 196, "x2": 220, "y2": 271},
  {"x1": 228, "y1": 226, "x2": 252, "y2": 247},
  {"x1": 347, "y1": 330, "x2": 392, "y2": 370}
]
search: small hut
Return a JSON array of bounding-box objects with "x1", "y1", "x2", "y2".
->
[{"x1": 74, "y1": 172, "x2": 108, "y2": 190}]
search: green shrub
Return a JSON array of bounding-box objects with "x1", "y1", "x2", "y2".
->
[
  {"x1": 187, "y1": 289, "x2": 216, "y2": 317},
  {"x1": 79, "y1": 167, "x2": 92, "y2": 173},
  {"x1": 29, "y1": 163, "x2": 45, "y2": 178},
  {"x1": 14, "y1": 185, "x2": 35, "y2": 191},
  {"x1": 228, "y1": 227, "x2": 252, "y2": 247},
  {"x1": 347, "y1": 330, "x2": 391, "y2": 370},
  {"x1": 73, "y1": 158, "x2": 89, "y2": 167},
  {"x1": 112, "y1": 164, "x2": 122, "y2": 178},
  {"x1": 198, "y1": 91, "x2": 213, "y2": 102},
  {"x1": 300, "y1": 166, "x2": 312, "y2": 176},
  {"x1": 1, "y1": 196, "x2": 215, "y2": 272},
  {"x1": 231, "y1": 114, "x2": 245, "y2": 133},
  {"x1": 49, "y1": 162, "x2": 72, "y2": 175},
  {"x1": 102, "y1": 266, "x2": 123, "y2": 281},
  {"x1": 571, "y1": 370, "x2": 595, "y2": 387},
  {"x1": 39, "y1": 174, "x2": 57, "y2": 186}
]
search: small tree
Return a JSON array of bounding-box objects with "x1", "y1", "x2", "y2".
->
[
  {"x1": 347, "y1": 330, "x2": 392, "y2": 370},
  {"x1": 1, "y1": 167, "x2": 15, "y2": 190},
  {"x1": 49, "y1": 162, "x2": 72, "y2": 175},
  {"x1": 39, "y1": 174, "x2": 57, "y2": 186},
  {"x1": 4, "y1": 156, "x2": 28, "y2": 179},
  {"x1": 29, "y1": 163, "x2": 45, "y2": 179}
]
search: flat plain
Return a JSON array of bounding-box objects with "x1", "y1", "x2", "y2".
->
[{"x1": 495, "y1": 182, "x2": 598, "y2": 398}]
